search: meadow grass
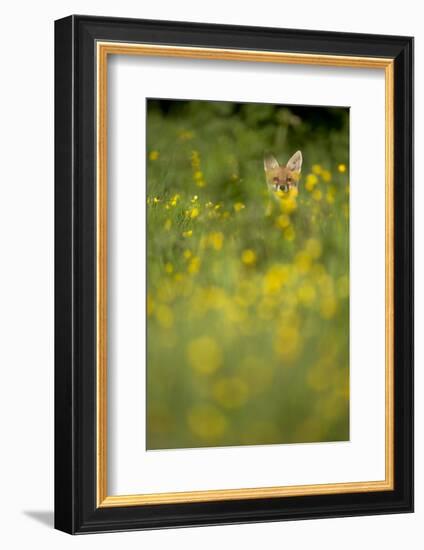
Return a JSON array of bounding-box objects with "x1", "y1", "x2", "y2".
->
[{"x1": 146, "y1": 100, "x2": 349, "y2": 450}]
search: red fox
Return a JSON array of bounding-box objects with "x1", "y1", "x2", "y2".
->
[{"x1": 264, "y1": 151, "x2": 302, "y2": 197}]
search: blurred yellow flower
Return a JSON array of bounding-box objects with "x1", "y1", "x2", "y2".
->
[
  {"x1": 233, "y1": 202, "x2": 245, "y2": 212},
  {"x1": 241, "y1": 249, "x2": 256, "y2": 266},
  {"x1": 149, "y1": 150, "x2": 159, "y2": 161},
  {"x1": 338, "y1": 163, "x2": 347, "y2": 173},
  {"x1": 320, "y1": 296, "x2": 338, "y2": 319},
  {"x1": 169, "y1": 194, "x2": 180, "y2": 207},
  {"x1": 294, "y1": 251, "x2": 312, "y2": 274},
  {"x1": 208, "y1": 231, "x2": 224, "y2": 251},
  {"x1": 187, "y1": 404, "x2": 227, "y2": 440},
  {"x1": 326, "y1": 190, "x2": 336, "y2": 204},
  {"x1": 264, "y1": 264, "x2": 291, "y2": 294},
  {"x1": 193, "y1": 170, "x2": 203, "y2": 182},
  {"x1": 312, "y1": 164, "x2": 323, "y2": 175},
  {"x1": 297, "y1": 284, "x2": 316, "y2": 305},
  {"x1": 276, "y1": 214, "x2": 290, "y2": 229},
  {"x1": 189, "y1": 207, "x2": 199, "y2": 219},
  {"x1": 190, "y1": 150, "x2": 200, "y2": 167},
  {"x1": 305, "y1": 238, "x2": 322, "y2": 259},
  {"x1": 147, "y1": 294, "x2": 154, "y2": 317},
  {"x1": 183, "y1": 249, "x2": 192, "y2": 260},
  {"x1": 178, "y1": 130, "x2": 194, "y2": 141},
  {"x1": 164, "y1": 262, "x2": 174, "y2": 274},
  {"x1": 280, "y1": 196, "x2": 297, "y2": 214},
  {"x1": 155, "y1": 304, "x2": 174, "y2": 329},
  {"x1": 212, "y1": 377, "x2": 249, "y2": 409},
  {"x1": 312, "y1": 189, "x2": 323, "y2": 201},
  {"x1": 322, "y1": 169, "x2": 332, "y2": 182},
  {"x1": 274, "y1": 325, "x2": 301, "y2": 362},
  {"x1": 182, "y1": 230, "x2": 193, "y2": 238},
  {"x1": 283, "y1": 226, "x2": 296, "y2": 241},
  {"x1": 305, "y1": 173, "x2": 318, "y2": 191},
  {"x1": 187, "y1": 256, "x2": 201, "y2": 274},
  {"x1": 187, "y1": 336, "x2": 222, "y2": 374}
]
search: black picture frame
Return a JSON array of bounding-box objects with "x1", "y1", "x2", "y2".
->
[{"x1": 55, "y1": 15, "x2": 414, "y2": 534}]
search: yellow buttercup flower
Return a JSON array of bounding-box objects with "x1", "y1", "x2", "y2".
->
[
  {"x1": 280, "y1": 195, "x2": 297, "y2": 214},
  {"x1": 155, "y1": 304, "x2": 174, "y2": 329},
  {"x1": 338, "y1": 163, "x2": 347, "y2": 173},
  {"x1": 322, "y1": 169, "x2": 332, "y2": 183},
  {"x1": 283, "y1": 226, "x2": 296, "y2": 241},
  {"x1": 305, "y1": 173, "x2": 318, "y2": 191},
  {"x1": 147, "y1": 294, "x2": 154, "y2": 317},
  {"x1": 263, "y1": 264, "x2": 291, "y2": 294},
  {"x1": 295, "y1": 251, "x2": 312, "y2": 274},
  {"x1": 187, "y1": 404, "x2": 227, "y2": 440},
  {"x1": 305, "y1": 238, "x2": 322, "y2": 259},
  {"x1": 274, "y1": 325, "x2": 301, "y2": 362},
  {"x1": 312, "y1": 164, "x2": 323, "y2": 175},
  {"x1": 182, "y1": 230, "x2": 193, "y2": 238},
  {"x1": 189, "y1": 207, "x2": 199, "y2": 219},
  {"x1": 320, "y1": 296, "x2": 338, "y2": 319},
  {"x1": 187, "y1": 256, "x2": 201, "y2": 274},
  {"x1": 187, "y1": 336, "x2": 222, "y2": 374},
  {"x1": 233, "y1": 202, "x2": 245, "y2": 212},
  {"x1": 208, "y1": 232, "x2": 224, "y2": 251},
  {"x1": 149, "y1": 150, "x2": 159, "y2": 161},
  {"x1": 276, "y1": 214, "x2": 290, "y2": 229},
  {"x1": 169, "y1": 194, "x2": 180, "y2": 207},
  {"x1": 241, "y1": 249, "x2": 256, "y2": 266},
  {"x1": 297, "y1": 284, "x2": 316, "y2": 306},
  {"x1": 178, "y1": 129, "x2": 194, "y2": 141},
  {"x1": 212, "y1": 377, "x2": 249, "y2": 409},
  {"x1": 326, "y1": 190, "x2": 336, "y2": 204}
]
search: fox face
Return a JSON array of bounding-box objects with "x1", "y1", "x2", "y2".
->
[{"x1": 264, "y1": 151, "x2": 302, "y2": 196}]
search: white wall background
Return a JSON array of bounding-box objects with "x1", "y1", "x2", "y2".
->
[{"x1": 0, "y1": 1, "x2": 420, "y2": 547}]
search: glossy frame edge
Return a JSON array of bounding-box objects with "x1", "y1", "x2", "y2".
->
[{"x1": 95, "y1": 42, "x2": 395, "y2": 508}]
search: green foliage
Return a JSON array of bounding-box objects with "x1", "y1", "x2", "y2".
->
[{"x1": 146, "y1": 100, "x2": 349, "y2": 450}]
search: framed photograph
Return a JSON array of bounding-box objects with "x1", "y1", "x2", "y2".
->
[{"x1": 54, "y1": 15, "x2": 413, "y2": 534}]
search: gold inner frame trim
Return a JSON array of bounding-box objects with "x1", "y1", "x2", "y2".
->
[{"x1": 96, "y1": 41, "x2": 395, "y2": 508}]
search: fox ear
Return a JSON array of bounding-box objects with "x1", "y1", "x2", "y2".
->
[
  {"x1": 286, "y1": 150, "x2": 302, "y2": 172},
  {"x1": 264, "y1": 154, "x2": 279, "y2": 172}
]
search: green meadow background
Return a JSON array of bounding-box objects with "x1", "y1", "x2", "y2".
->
[{"x1": 146, "y1": 99, "x2": 349, "y2": 450}]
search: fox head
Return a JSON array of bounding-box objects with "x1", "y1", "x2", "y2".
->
[{"x1": 264, "y1": 151, "x2": 302, "y2": 195}]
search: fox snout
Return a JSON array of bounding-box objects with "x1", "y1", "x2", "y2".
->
[{"x1": 272, "y1": 176, "x2": 291, "y2": 193}]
